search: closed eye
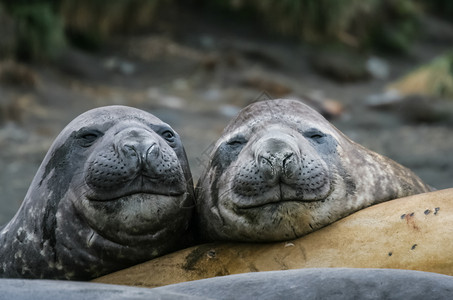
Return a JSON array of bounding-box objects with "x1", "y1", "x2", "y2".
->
[
  {"x1": 310, "y1": 133, "x2": 324, "y2": 139},
  {"x1": 227, "y1": 140, "x2": 244, "y2": 146},
  {"x1": 78, "y1": 130, "x2": 103, "y2": 147},
  {"x1": 227, "y1": 135, "x2": 247, "y2": 147},
  {"x1": 304, "y1": 129, "x2": 326, "y2": 143}
]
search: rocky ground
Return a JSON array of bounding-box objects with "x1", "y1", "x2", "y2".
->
[{"x1": 1, "y1": 13, "x2": 452, "y2": 226}]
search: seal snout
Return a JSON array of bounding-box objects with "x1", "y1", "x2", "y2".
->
[
  {"x1": 85, "y1": 126, "x2": 186, "y2": 199},
  {"x1": 120, "y1": 131, "x2": 161, "y2": 170},
  {"x1": 231, "y1": 128, "x2": 331, "y2": 205},
  {"x1": 256, "y1": 137, "x2": 299, "y2": 182}
]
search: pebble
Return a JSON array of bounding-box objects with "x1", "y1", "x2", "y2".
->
[{"x1": 366, "y1": 56, "x2": 390, "y2": 80}]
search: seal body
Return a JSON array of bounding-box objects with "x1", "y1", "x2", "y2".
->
[
  {"x1": 196, "y1": 99, "x2": 432, "y2": 242},
  {"x1": 153, "y1": 268, "x2": 453, "y2": 300},
  {"x1": 93, "y1": 188, "x2": 453, "y2": 288},
  {"x1": 4, "y1": 268, "x2": 453, "y2": 300},
  {"x1": 0, "y1": 106, "x2": 195, "y2": 280}
]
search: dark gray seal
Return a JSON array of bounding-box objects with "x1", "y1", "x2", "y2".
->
[
  {"x1": 196, "y1": 99, "x2": 432, "y2": 242},
  {"x1": 0, "y1": 279, "x2": 201, "y2": 300},
  {"x1": 0, "y1": 106, "x2": 195, "y2": 280},
  {"x1": 2, "y1": 268, "x2": 453, "y2": 299},
  {"x1": 154, "y1": 268, "x2": 453, "y2": 299}
]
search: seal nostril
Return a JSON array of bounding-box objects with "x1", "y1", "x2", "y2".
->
[
  {"x1": 260, "y1": 156, "x2": 272, "y2": 167},
  {"x1": 283, "y1": 153, "x2": 294, "y2": 166},
  {"x1": 123, "y1": 144, "x2": 138, "y2": 157},
  {"x1": 147, "y1": 143, "x2": 160, "y2": 159}
]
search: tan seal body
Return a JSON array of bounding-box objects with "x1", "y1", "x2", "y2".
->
[
  {"x1": 94, "y1": 189, "x2": 453, "y2": 288},
  {"x1": 196, "y1": 99, "x2": 431, "y2": 242}
]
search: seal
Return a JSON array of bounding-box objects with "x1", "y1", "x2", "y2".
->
[
  {"x1": 196, "y1": 99, "x2": 432, "y2": 242},
  {"x1": 0, "y1": 278, "x2": 199, "y2": 300},
  {"x1": 4, "y1": 268, "x2": 453, "y2": 300},
  {"x1": 153, "y1": 268, "x2": 453, "y2": 299},
  {"x1": 93, "y1": 188, "x2": 453, "y2": 288},
  {"x1": 0, "y1": 106, "x2": 195, "y2": 280}
]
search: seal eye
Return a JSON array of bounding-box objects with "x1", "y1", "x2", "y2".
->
[
  {"x1": 78, "y1": 130, "x2": 102, "y2": 147},
  {"x1": 162, "y1": 130, "x2": 175, "y2": 142},
  {"x1": 227, "y1": 140, "x2": 243, "y2": 146},
  {"x1": 305, "y1": 130, "x2": 326, "y2": 144},
  {"x1": 227, "y1": 136, "x2": 247, "y2": 148},
  {"x1": 311, "y1": 133, "x2": 324, "y2": 139}
]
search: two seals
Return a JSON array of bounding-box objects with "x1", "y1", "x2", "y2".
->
[
  {"x1": 196, "y1": 99, "x2": 432, "y2": 242},
  {"x1": 0, "y1": 106, "x2": 194, "y2": 280}
]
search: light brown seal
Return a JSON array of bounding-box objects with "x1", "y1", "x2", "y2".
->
[{"x1": 93, "y1": 188, "x2": 453, "y2": 288}]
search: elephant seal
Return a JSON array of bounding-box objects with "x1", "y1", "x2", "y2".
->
[
  {"x1": 196, "y1": 99, "x2": 432, "y2": 242},
  {"x1": 153, "y1": 268, "x2": 453, "y2": 299},
  {"x1": 0, "y1": 106, "x2": 195, "y2": 280},
  {"x1": 94, "y1": 188, "x2": 453, "y2": 288},
  {"x1": 4, "y1": 269, "x2": 453, "y2": 300},
  {"x1": 0, "y1": 279, "x2": 201, "y2": 300}
]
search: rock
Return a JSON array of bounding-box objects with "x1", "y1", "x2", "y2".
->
[
  {"x1": 392, "y1": 95, "x2": 453, "y2": 124},
  {"x1": 218, "y1": 105, "x2": 241, "y2": 118},
  {"x1": 94, "y1": 189, "x2": 453, "y2": 288},
  {"x1": 365, "y1": 89, "x2": 403, "y2": 108},
  {"x1": 103, "y1": 57, "x2": 136, "y2": 75},
  {"x1": 366, "y1": 90, "x2": 453, "y2": 125},
  {"x1": 388, "y1": 51, "x2": 453, "y2": 99},
  {"x1": 240, "y1": 73, "x2": 292, "y2": 97},
  {"x1": 366, "y1": 56, "x2": 390, "y2": 80},
  {"x1": 302, "y1": 90, "x2": 344, "y2": 119},
  {"x1": 0, "y1": 6, "x2": 15, "y2": 59},
  {"x1": 55, "y1": 48, "x2": 108, "y2": 80},
  {"x1": 0, "y1": 61, "x2": 38, "y2": 88},
  {"x1": 310, "y1": 50, "x2": 370, "y2": 83},
  {"x1": 125, "y1": 36, "x2": 203, "y2": 61},
  {"x1": 420, "y1": 15, "x2": 453, "y2": 44}
]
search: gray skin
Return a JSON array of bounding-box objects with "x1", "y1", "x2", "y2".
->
[
  {"x1": 196, "y1": 99, "x2": 432, "y2": 242},
  {"x1": 2, "y1": 268, "x2": 453, "y2": 300},
  {"x1": 154, "y1": 268, "x2": 453, "y2": 300},
  {"x1": 0, "y1": 106, "x2": 195, "y2": 280},
  {"x1": 0, "y1": 279, "x2": 203, "y2": 300}
]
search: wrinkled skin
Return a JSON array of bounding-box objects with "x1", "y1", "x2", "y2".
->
[
  {"x1": 0, "y1": 106, "x2": 195, "y2": 280},
  {"x1": 196, "y1": 99, "x2": 432, "y2": 242}
]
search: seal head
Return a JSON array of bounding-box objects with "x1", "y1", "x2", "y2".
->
[
  {"x1": 0, "y1": 106, "x2": 195, "y2": 280},
  {"x1": 196, "y1": 99, "x2": 432, "y2": 242}
]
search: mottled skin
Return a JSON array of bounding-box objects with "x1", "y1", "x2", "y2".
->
[
  {"x1": 153, "y1": 268, "x2": 453, "y2": 299},
  {"x1": 0, "y1": 106, "x2": 195, "y2": 280},
  {"x1": 196, "y1": 99, "x2": 432, "y2": 242},
  {"x1": 4, "y1": 268, "x2": 453, "y2": 299}
]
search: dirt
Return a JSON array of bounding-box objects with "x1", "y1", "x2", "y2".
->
[{"x1": 1, "y1": 13, "x2": 452, "y2": 226}]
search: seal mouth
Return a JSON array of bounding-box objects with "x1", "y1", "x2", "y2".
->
[
  {"x1": 238, "y1": 198, "x2": 323, "y2": 210},
  {"x1": 233, "y1": 183, "x2": 333, "y2": 209},
  {"x1": 87, "y1": 191, "x2": 185, "y2": 202}
]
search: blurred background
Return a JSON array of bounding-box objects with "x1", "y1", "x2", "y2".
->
[{"x1": 1, "y1": 0, "x2": 452, "y2": 225}]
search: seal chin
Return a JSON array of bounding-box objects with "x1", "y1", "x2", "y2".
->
[
  {"x1": 86, "y1": 190, "x2": 186, "y2": 203},
  {"x1": 77, "y1": 191, "x2": 190, "y2": 245}
]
